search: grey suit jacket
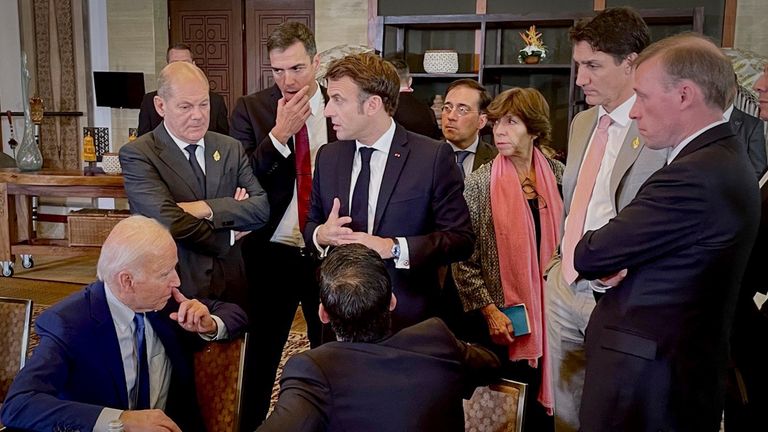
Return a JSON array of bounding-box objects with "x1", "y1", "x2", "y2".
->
[
  {"x1": 546, "y1": 105, "x2": 667, "y2": 287},
  {"x1": 119, "y1": 124, "x2": 270, "y2": 300},
  {"x1": 472, "y1": 139, "x2": 498, "y2": 171}
]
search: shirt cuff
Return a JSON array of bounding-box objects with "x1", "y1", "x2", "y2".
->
[
  {"x1": 269, "y1": 132, "x2": 292, "y2": 158},
  {"x1": 230, "y1": 230, "x2": 235, "y2": 246},
  {"x1": 394, "y1": 236, "x2": 410, "y2": 269},
  {"x1": 588, "y1": 279, "x2": 613, "y2": 293},
  {"x1": 204, "y1": 206, "x2": 214, "y2": 221},
  {"x1": 94, "y1": 408, "x2": 124, "y2": 432},
  {"x1": 199, "y1": 314, "x2": 229, "y2": 341},
  {"x1": 312, "y1": 226, "x2": 331, "y2": 258}
]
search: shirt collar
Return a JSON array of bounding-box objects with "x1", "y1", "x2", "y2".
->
[
  {"x1": 356, "y1": 118, "x2": 396, "y2": 155},
  {"x1": 667, "y1": 119, "x2": 727, "y2": 164},
  {"x1": 164, "y1": 125, "x2": 205, "y2": 153},
  {"x1": 309, "y1": 82, "x2": 324, "y2": 117},
  {"x1": 448, "y1": 136, "x2": 479, "y2": 154},
  {"x1": 104, "y1": 282, "x2": 137, "y2": 333},
  {"x1": 723, "y1": 104, "x2": 734, "y2": 121},
  {"x1": 597, "y1": 94, "x2": 635, "y2": 128}
]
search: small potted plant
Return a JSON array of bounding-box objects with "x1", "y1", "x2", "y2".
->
[{"x1": 518, "y1": 25, "x2": 548, "y2": 64}]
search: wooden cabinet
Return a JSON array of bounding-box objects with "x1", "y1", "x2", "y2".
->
[{"x1": 374, "y1": 8, "x2": 704, "y2": 150}]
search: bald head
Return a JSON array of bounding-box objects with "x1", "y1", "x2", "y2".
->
[
  {"x1": 157, "y1": 61, "x2": 209, "y2": 100},
  {"x1": 154, "y1": 61, "x2": 211, "y2": 144}
]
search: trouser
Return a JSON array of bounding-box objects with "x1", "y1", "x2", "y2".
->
[{"x1": 545, "y1": 261, "x2": 596, "y2": 432}]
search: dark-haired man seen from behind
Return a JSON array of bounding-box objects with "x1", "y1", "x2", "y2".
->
[
  {"x1": 258, "y1": 244, "x2": 500, "y2": 432},
  {"x1": 388, "y1": 57, "x2": 442, "y2": 139},
  {"x1": 137, "y1": 43, "x2": 229, "y2": 137},
  {"x1": 229, "y1": 21, "x2": 336, "y2": 428}
]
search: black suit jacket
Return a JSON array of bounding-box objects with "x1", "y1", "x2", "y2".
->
[
  {"x1": 730, "y1": 107, "x2": 767, "y2": 179},
  {"x1": 137, "y1": 90, "x2": 229, "y2": 137},
  {"x1": 574, "y1": 123, "x2": 760, "y2": 432},
  {"x1": 304, "y1": 124, "x2": 474, "y2": 329},
  {"x1": 119, "y1": 125, "x2": 270, "y2": 301},
  {"x1": 0, "y1": 281, "x2": 247, "y2": 432},
  {"x1": 230, "y1": 84, "x2": 337, "y2": 240},
  {"x1": 394, "y1": 92, "x2": 441, "y2": 139},
  {"x1": 257, "y1": 318, "x2": 499, "y2": 432}
]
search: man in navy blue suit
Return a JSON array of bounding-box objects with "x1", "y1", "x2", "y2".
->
[
  {"x1": 0, "y1": 216, "x2": 247, "y2": 432},
  {"x1": 304, "y1": 53, "x2": 474, "y2": 331},
  {"x1": 574, "y1": 34, "x2": 760, "y2": 431}
]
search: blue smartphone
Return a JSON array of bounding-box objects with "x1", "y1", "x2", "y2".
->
[{"x1": 501, "y1": 303, "x2": 531, "y2": 336}]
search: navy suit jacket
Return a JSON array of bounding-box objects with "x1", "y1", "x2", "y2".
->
[
  {"x1": 0, "y1": 281, "x2": 247, "y2": 432},
  {"x1": 303, "y1": 124, "x2": 474, "y2": 330},
  {"x1": 574, "y1": 124, "x2": 760, "y2": 432},
  {"x1": 257, "y1": 318, "x2": 500, "y2": 432}
]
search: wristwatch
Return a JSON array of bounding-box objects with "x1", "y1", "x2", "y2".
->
[{"x1": 391, "y1": 238, "x2": 401, "y2": 260}]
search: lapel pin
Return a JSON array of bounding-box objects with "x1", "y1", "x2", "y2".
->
[
  {"x1": 213, "y1": 150, "x2": 221, "y2": 161},
  {"x1": 394, "y1": 152, "x2": 401, "y2": 158},
  {"x1": 631, "y1": 137, "x2": 640, "y2": 149}
]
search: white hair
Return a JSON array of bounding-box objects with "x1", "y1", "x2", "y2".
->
[{"x1": 96, "y1": 215, "x2": 173, "y2": 285}]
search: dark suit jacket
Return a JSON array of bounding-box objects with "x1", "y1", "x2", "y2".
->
[
  {"x1": 257, "y1": 318, "x2": 499, "y2": 432},
  {"x1": 119, "y1": 125, "x2": 269, "y2": 300},
  {"x1": 137, "y1": 90, "x2": 229, "y2": 137},
  {"x1": 730, "y1": 107, "x2": 767, "y2": 179},
  {"x1": 394, "y1": 92, "x2": 441, "y2": 139},
  {"x1": 304, "y1": 124, "x2": 474, "y2": 330},
  {"x1": 574, "y1": 124, "x2": 760, "y2": 432},
  {"x1": 472, "y1": 139, "x2": 497, "y2": 171},
  {"x1": 230, "y1": 84, "x2": 336, "y2": 240},
  {"x1": 0, "y1": 281, "x2": 247, "y2": 432}
]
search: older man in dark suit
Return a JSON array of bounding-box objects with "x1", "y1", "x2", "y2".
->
[
  {"x1": 305, "y1": 52, "x2": 474, "y2": 331},
  {"x1": 259, "y1": 244, "x2": 499, "y2": 432},
  {"x1": 574, "y1": 34, "x2": 760, "y2": 432},
  {"x1": 0, "y1": 216, "x2": 247, "y2": 432},
  {"x1": 120, "y1": 61, "x2": 269, "y2": 307}
]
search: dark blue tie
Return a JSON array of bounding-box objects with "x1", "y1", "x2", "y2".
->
[
  {"x1": 455, "y1": 150, "x2": 472, "y2": 178},
  {"x1": 350, "y1": 147, "x2": 374, "y2": 233},
  {"x1": 133, "y1": 313, "x2": 150, "y2": 410},
  {"x1": 185, "y1": 144, "x2": 206, "y2": 194}
]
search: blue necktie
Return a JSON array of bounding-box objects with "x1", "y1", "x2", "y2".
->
[
  {"x1": 185, "y1": 144, "x2": 206, "y2": 194},
  {"x1": 133, "y1": 313, "x2": 150, "y2": 410},
  {"x1": 455, "y1": 150, "x2": 472, "y2": 178},
  {"x1": 350, "y1": 147, "x2": 374, "y2": 233}
]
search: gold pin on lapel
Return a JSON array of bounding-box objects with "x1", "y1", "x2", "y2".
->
[
  {"x1": 631, "y1": 137, "x2": 640, "y2": 149},
  {"x1": 213, "y1": 150, "x2": 221, "y2": 161}
]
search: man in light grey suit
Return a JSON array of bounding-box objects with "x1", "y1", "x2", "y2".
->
[
  {"x1": 120, "y1": 61, "x2": 269, "y2": 306},
  {"x1": 543, "y1": 8, "x2": 667, "y2": 430}
]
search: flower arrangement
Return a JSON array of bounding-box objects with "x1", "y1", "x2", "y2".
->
[{"x1": 518, "y1": 25, "x2": 548, "y2": 64}]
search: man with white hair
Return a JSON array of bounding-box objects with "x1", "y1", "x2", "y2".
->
[{"x1": 0, "y1": 216, "x2": 247, "y2": 432}]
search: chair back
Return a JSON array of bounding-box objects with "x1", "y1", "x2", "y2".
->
[
  {"x1": 464, "y1": 378, "x2": 527, "y2": 432},
  {"x1": 194, "y1": 333, "x2": 248, "y2": 432},
  {"x1": 0, "y1": 297, "x2": 33, "y2": 400}
]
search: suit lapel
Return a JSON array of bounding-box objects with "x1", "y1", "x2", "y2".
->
[
  {"x1": 153, "y1": 125, "x2": 205, "y2": 199},
  {"x1": 203, "y1": 134, "x2": 222, "y2": 198},
  {"x1": 675, "y1": 123, "x2": 734, "y2": 161},
  {"x1": 563, "y1": 108, "x2": 597, "y2": 209},
  {"x1": 336, "y1": 141, "x2": 356, "y2": 217},
  {"x1": 374, "y1": 126, "x2": 410, "y2": 233},
  {"x1": 609, "y1": 120, "x2": 644, "y2": 208},
  {"x1": 89, "y1": 282, "x2": 130, "y2": 409},
  {"x1": 473, "y1": 140, "x2": 496, "y2": 171}
]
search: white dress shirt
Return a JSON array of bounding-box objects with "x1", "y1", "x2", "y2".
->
[
  {"x1": 667, "y1": 119, "x2": 727, "y2": 164},
  {"x1": 448, "y1": 137, "x2": 479, "y2": 174},
  {"x1": 269, "y1": 83, "x2": 329, "y2": 247}
]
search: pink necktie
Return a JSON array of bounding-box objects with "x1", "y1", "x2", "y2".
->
[{"x1": 561, "y1": 114, "x2": 613, "y2": 285}]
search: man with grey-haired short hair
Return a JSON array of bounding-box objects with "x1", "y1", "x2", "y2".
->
[
  {"x1": 0, "y1": 216, "x2": 247, "y2": 432},
  {"x1": 573, "y1": 33, "x2": 759, "y2": 431}
]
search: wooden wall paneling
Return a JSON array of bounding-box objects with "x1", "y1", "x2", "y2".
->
[
  {"x1": 722, "y1": 0, "x2": 737, "y2": 47},
  {"x1": 168, "y1": 0, "x2": 243, "y2": 114}
]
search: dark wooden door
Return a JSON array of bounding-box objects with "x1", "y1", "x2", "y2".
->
[
  {"x1": 169, "y1": 0, "x2": 243, "y2": 114},
  {"x1": 244, "y1": 0, "x2": 313, "y2": 94}
]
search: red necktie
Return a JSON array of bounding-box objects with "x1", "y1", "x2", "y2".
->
[
  {"x1": 294, "y1": 125, "x2": 312, "y2": 232},
  {"x1": 561, "y1": 114, "x2": 613, "y2": 285}
]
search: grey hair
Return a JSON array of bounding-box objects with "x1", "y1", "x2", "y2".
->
[{"x1": 96, "y1": 215, "x2": 173, "y2": 285}]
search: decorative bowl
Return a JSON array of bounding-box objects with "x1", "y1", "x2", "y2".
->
[{"x1": 423, "y1": 50, "x2": 459, "y2": 74}]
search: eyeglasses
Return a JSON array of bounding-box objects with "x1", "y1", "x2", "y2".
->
[
  {"x1": 521, "y1": 178, "x2": 548, "y2": 210},
  {"x1": 441, "y1": 103, "x2": 479, "y2": 117}
]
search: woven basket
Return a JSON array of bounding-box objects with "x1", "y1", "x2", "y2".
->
[{"x1": 67, "y1": 209, "x2": 131, "y2": 247}]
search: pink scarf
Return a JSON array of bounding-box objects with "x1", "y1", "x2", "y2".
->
[{"x1": 490, "y1": 147, "x2": 563, "y2": 415}]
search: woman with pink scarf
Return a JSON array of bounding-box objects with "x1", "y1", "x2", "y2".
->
[{"x1": 453, "y1": 87, "x2": 563, "y2": 432}]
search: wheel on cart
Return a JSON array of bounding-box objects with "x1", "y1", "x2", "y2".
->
[
  {"x1": 21, "y1": 255, "x2": 34, "y2": 269},
  {"x1": 1, "y1": 263, "x2": 13, "y2": 277}
]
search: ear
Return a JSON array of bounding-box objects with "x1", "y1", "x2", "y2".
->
[
  {"x1": 389, "y1": 293, "x2": 397, "y2": 312},
  {"x1": 624, "y1": 53, "x2": 638, "y2": 74},
  {"x1": 678, "y1": 80, "x2": 697, "y2": 110},
  {"x1": 365, "y1": 95, "x2": 384, "y2": 116},
  {"x1": 311, "y1": 53, "x2": 321, "y2": 70},
  {"x1": 116, "y1": 270, "x2": 135, "y2": 293},
  {"x1": 477, "y1": 113, "x2": 488, "y2": 130},
  {"x1": 318, "y1": 304, "x2": 331, "y2": 324},
  {"x1": 154, "y1": 95, "x2": 166, "y2": 118},
  {"x1": 407, "y1": 77, "x2": 413, "y2": 88}
]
